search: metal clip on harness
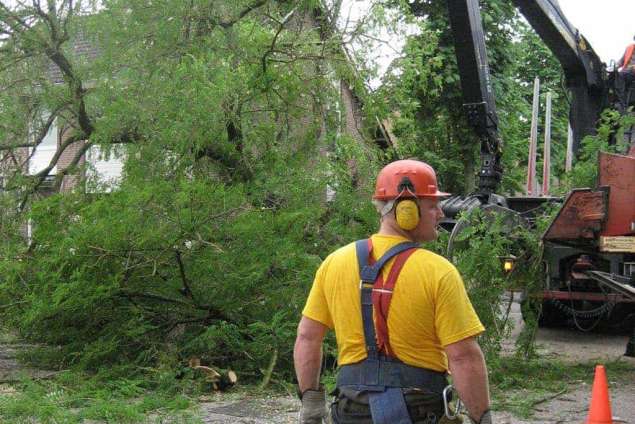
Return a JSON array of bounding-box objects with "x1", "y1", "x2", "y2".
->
[{"x1": 443, "y1": 385, "x2": 463, "y2": 420}]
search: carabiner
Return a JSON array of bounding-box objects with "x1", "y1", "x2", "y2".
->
[{"x1": 442, "y1": 385, "x2": 463, "y2": 420}]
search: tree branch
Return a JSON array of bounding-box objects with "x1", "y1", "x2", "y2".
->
[
  {"x1": 261, "y1": 9, "x2": 296, "y2": 75},
  {"x1": 174, "y1": 250, "x2": 193, "y2": 299},
  {"x1": 51, "y1": 136, "x2": 92, "y2": 190},
  {"x1": 120, "y1": 291, "x2": 231, "y2": 322},
  {"x1": 0, "y1": 2, "x2": 33, "y2": 32},
  {"x1": 219, "y1": 0, "x2": 268, "y2": 29},
  {"x1": 16, "y1": 133, "x2": 88, "y2": 210},
  {"x1": 46, "y1": 47, "x2": 93, "y2": 135}
]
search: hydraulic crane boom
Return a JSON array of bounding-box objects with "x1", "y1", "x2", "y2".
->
[
  {"x1": 446, "y1": 0, "x2": 503, "y2": 195},
  {"x1": 512, "y1": 0, "x2": 608, "y2": 154},
  {"x1": 442, "y1": 0, "x2": 611, "y2": 205}
]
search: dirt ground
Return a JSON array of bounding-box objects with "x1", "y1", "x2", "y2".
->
[
  {"x1": 195, "y1": 352, "x2": 635, "y2": 424},
  {"x1": 194, "y1": 297, "x2": 635, "y2": 424},
  {"x1": 492, "y1": 298, "x2": 635, "y2": 424}
]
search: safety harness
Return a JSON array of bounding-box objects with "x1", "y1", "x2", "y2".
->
[{"x1": 336, "y1": 239, "x2": 448, "y2": 424}]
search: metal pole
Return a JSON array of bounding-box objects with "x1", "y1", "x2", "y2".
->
[
  {"x1": 526, "y1": 77, "x2": 540, "y2": 195},
  {"x1": 565, "y1": 122, "x2": 573, "y2": 173},
  {"x1": 542, "y1": 92, "x2": 552, "y2": 196}
]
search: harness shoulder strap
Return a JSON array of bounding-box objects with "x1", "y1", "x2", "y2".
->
[
  {"x1": 355, "y1": 239, "x2": 370, "y2": 279},
  {"x1": 373, "y1": 248, "x2": 418, "y2": 356},
  {"x1": 355, "y1": 239, "x2": 419, "y2": 359},
  {"x1": 358, "y1": 240, "x2": 419, "y2": 282},
  {"x1": 356, "y1": 239, "x2": 377, "y2": 359}
]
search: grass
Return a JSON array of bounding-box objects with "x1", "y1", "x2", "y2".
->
[
  {"x1": 0, "y1": 368, "x2": 201, "y2": 423},
  {"x1": 0, "y1": 330, "x2": 19, "y2": 344},
  {"x1": 0, "y1": 361, "x2": 299, "y2": 423},
  {"x1": 0, "y1": 327, "x2": 298, "y2": 423},
  {"x1": 0, "y1": 373, "x2": 302, "y2": 423},
  {"x1": 489, "y1": 355, "x2": 634, "y2": 418}
]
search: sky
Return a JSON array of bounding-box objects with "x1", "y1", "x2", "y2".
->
[
  {"x1": 556, "y1": 0, "x2": 635, "y2": 64},
  {"x1": 339, "y1": 0, "x2": 635, "y2": 81}
]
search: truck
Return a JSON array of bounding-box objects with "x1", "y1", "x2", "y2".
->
[{"x1": 412, "y1": 0, "x2": 635, "y2": 354}]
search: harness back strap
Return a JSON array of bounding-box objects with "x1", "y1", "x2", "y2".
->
[
  {"x1": 355, "y1": 239, "x2": 419, "y2": 360},
  {"x1": 369, "y1": 388, "x2": 412, "y2": 424},
  {"x1": 370, "y1": 242, "x2": 418, "y2": 356}
]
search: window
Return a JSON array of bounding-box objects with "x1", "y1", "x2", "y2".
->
[
  {"x1": 86, "y1": 145, "x2": 124, "y2": 192},
  {"x1": 28, "y1": 118, "x2": 58, "y2": 175}
]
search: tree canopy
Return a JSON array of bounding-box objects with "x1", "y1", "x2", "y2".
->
[{"x1": 0, "y1": 0, "x2": 612, "y2": 380}]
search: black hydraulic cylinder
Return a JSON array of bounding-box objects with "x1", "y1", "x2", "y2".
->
[
  {"x1": 446, "y1": 0, "x2": 498, "y2": 136},
  {"x1": 446, "y1": 0, "x2": 503, "y2": 194}
]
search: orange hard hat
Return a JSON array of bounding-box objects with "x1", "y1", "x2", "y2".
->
[{"x1": 373, "y1": 160, "x2": 450, "y2": 200}]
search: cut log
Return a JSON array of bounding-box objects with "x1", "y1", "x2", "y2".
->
[{"x1": 188, "y1": 357, "x2": 237, "y2": 391}]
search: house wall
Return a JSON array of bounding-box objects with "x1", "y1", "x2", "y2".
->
[{"x1": 57, "y1": 124, "x2": 86, "y2": 192}]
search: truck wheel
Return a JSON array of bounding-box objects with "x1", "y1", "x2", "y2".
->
[
  {"x1": 520, "y1": 297, "x2": 565, "y2": 327},
  {"x1": 537, "y1": 299, "x2": 565, "y2": 327}
]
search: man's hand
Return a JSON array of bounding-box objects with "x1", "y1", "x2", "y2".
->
[{"x1": 299, "y1": 388, "x2": 327, "y2": 424}]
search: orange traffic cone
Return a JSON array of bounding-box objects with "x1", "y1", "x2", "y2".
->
[{"x1": 585, "y1": 365, "x2": 613, "y2": 424}]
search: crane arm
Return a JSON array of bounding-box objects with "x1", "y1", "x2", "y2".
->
[
  {"x1": 446, "y1": 0, "x2": 503, "y2": 195},
  {"x1": 512, "y1": 0, "x2": 608, "y2": 153}
]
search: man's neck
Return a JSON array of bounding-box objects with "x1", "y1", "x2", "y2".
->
[{"x1": 377, "y1": 221, "x2": 414, "y2": 241}]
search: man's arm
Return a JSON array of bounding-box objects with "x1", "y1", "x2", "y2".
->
[
  {"x1": 294, "y1": 315, "x2": 328, "y2": 393},
  {"x1": 445, "y1": 336, "x2": 490, "y2": 423}
]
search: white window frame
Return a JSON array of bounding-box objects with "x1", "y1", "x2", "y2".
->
[
  {"x1": 28, "y1": 116, "x2": 58, "y2": 176},
  {"x1": 85, "y1": 144, "x2": 125, "y2": 192}
]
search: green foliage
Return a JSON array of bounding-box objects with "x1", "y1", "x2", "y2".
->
[
  {"x1": 1, "y1": 153, "x2": 379, "y2": 378},
  {"x1": 375, "y1": 0, "x2": 531, "y2": 194},
  {"x1": 0, "y1": 0, "x2": 379, "y2": 383},
  {"x1": 426, "y1": 207, "x2": 545, "y2": 357},
  {"x1": 513, "y1": 202, "x2": 560, "y2": 358},
  {"x1": 560, "y1": 110, "x2": 635, "y2": 192}
]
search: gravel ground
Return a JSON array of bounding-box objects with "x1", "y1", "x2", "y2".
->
[
  {"x1": 193, "y1": 297, "x2": 635, "y2": 424},
  {"x1": 191, "y1": 364, "x2": 635, "y2": 424}
]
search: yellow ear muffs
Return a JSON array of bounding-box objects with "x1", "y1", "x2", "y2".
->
[{"x1": 395, "y1": 199, "x2": 420, "y2": 230}]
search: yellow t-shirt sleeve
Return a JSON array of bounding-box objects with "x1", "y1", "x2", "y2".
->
[
  {"x1": 434, "y1": 266, "x2": 485, "y2": 347},
  {"x1": 302, "y1": 258, "x2": 335, "y2": 329}
]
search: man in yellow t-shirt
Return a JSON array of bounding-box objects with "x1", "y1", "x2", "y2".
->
[{"x1": 294, "y1": 160, "x2": 492, "y2": 424}]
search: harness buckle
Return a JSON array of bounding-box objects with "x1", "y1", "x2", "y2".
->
[{"x1": 359, "y1": 280, "x2": 374, "y2": 289}]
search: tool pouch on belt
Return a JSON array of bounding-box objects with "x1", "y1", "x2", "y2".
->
[{"x1": 331, "y1": 387, "x2": 444, "y2": 424}]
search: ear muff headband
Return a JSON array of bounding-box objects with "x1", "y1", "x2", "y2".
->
[{"x1": 395, "y1": 199, "x2": 419, "y2": 230}]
